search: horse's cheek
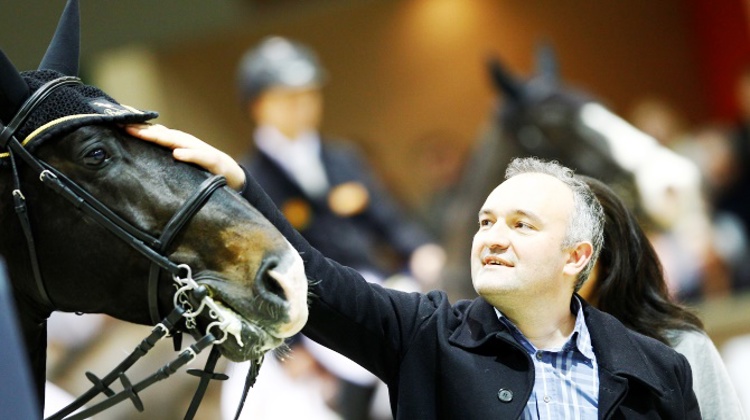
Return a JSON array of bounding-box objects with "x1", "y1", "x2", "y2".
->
[{"x1": 218, "y1": 227, "x2": 270, "y2": 282}]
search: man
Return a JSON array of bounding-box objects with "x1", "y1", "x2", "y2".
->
[{"x1": 129, "y1": 123, "x2": 701, "y2": 418}]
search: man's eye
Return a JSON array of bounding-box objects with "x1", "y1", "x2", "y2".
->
[
  {"x1": 83, "y1": 148, "x2": 109, "y2": 167},
  {"x1": 479, "y1": 219, "x2": 492, "y2": 227},
  {"x1": 515, "y1": 221, "x2": 532, "y2": 230}
]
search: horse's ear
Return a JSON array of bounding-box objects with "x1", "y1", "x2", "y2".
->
[
  {"x1": 0, "y1": 50, "x2": 30, "y2": 124},
  {"x1": 534, "y1": 41, "x2": 559, "y2": 85},
  {"x1": 487, "y1": 55, "x2": 522, "y2": 102},
  {"x1": 38, "y1": 0, "x2": 80, "y2": 76}
]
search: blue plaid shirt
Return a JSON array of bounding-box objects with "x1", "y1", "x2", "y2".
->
[{"x1": 496, "y1": 298, "x2": 598, "y2": 419}]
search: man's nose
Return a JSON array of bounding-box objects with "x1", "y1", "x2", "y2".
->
[{"x1": 478, "y1": 224, "x2": 511, "y2": 249}]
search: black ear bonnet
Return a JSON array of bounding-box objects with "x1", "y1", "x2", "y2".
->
[
  {"x1": 0, "y1": 0, "x2": 158, "y2": 165},
  {"x1": 5, "y1": 70, "x2": 158, "y2": 157}
]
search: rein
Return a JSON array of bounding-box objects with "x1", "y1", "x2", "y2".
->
[
  {"x1": 0, "y1": 77, "x2": 261, "y2": 419},
  {"x1": 49, "y1": 266, "x2": 262, "y2": 420}
]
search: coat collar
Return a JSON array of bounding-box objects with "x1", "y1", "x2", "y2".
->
[
  {"x1": 448, "y1": 297, "x2": 509, "y2": 350},
  {"x1": 581, "y1": 301, "x2": 664, "y2": 395},
  {"x1": 447, "y1": 296, "x2": 665, "y2": 398}
]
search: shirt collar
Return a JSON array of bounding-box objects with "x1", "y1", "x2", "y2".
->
[
  {"x1": 253, "y1": 125, "x2": 329, "y2": 196},
  {"x1": 494, "y1": 296, "x2": 595, "y2": 360},
  {"x1": 254, "y1": 125, "x2": 321, "y2": 165}
]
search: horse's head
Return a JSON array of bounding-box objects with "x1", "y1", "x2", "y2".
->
[
  {"x1": 487, "y1": 45, "x2": 704, "y2": 229},
  {"x1": 0, "y1": 0, "x2": 308, "y2": 364},
  {"x1": 25, "y1": 123, "x2": 309, "y2": 361}
]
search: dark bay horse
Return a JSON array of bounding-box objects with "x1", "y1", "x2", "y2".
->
[
  {"x1": 440, "y1": 46, "x2": 710, "y2": 301},
  {"x1": 0, "y1": 2, "x2": 308, "y2": 417}
]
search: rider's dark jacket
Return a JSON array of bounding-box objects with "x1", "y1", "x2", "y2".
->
[
  {"x1": 240, "y1": 168, "x2": 702, "y2": 419},
  {"x1": 242, "y1": 139, "x2": 431, "y2": 279}
]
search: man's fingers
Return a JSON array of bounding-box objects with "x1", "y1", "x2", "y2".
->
[
  {"x1": 171, "y1": 148, "x2": 204, "y2": 165},
  {"x1": 173, "y1": 147, "x2": 220, "y2": 171},
  {"x1": 126, "y1": 124, "x2": 205, "y2": 150},
  {"x1": 125, "y1": 123, "x2": 246, "y2": 191},
  {"x1": 174, "y1": 149, "x2": 244, "y2": 190}
]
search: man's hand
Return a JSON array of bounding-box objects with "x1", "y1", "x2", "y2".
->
[{"x1": 126, "y1": 124, "x2": 246, "y2": 191}]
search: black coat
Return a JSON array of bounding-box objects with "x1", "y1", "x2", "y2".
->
[
  {"x1": 242, "y1": 140, "x2": 431, "y2": 276},
  {"x1": 241, "y1": 171, "x2": 702, "y2": 419}
]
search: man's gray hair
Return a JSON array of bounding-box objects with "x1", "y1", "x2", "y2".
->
[{"x1": 505, "y1": 157, "x2": 605, "y2": 291}]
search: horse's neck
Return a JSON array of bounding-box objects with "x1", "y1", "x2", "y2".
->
[{"x1": 16, "y1": 296, "x2": 49, "y2": 408}]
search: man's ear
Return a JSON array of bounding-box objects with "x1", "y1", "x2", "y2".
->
[{"x1": 563, "y1": 241, "x2": 593, "y2": 277}]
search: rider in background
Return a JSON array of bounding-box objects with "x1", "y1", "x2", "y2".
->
[{"x1": 227, "y1": 36, "x2": 444, "y2": 420}]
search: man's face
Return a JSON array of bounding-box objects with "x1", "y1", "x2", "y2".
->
[
  {"x1": 252, "y1": 86, "x2": 323, "y2": 138},
  {"x1": 470, "y1": 173, "x2": 576, "y2": 303}
]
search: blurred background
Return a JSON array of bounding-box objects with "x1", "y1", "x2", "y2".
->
[
  {"x1": 4, "y1": 0, "x2": 750, "y2": 418},
  {"x1": 6, "y1": 0, "x2": 746, "y2": 210}
]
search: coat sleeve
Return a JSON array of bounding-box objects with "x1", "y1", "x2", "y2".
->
[{"x1": 239, "y1": 166, "x2": 443, "y2": 381}]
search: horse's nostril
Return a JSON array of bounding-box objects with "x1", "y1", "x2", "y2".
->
[
  {"x1": 263, "y1": 271, "x2": 286, "y2": 300},
  {"x1": 255, "y1": 257, "x2": 287, "y2": 301}
]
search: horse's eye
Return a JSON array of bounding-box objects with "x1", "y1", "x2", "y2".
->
[{"x1": 83, "y1": 148, "x2": 109, "y2": 167}]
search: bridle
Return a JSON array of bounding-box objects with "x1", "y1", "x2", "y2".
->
[{"x1": 0, "y1": 76, "x2": 260, "y2": 420}]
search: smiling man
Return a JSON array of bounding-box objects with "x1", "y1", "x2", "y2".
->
[
  {"x1": 470, "y1": 160, "x2": 603, "y2": 417},
  {"x1": 129, "y1": 124, "x2": 701, "y2": 419},
  {"x1": 471, "y1": 161, "x2": 600, "y2": 343}
]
